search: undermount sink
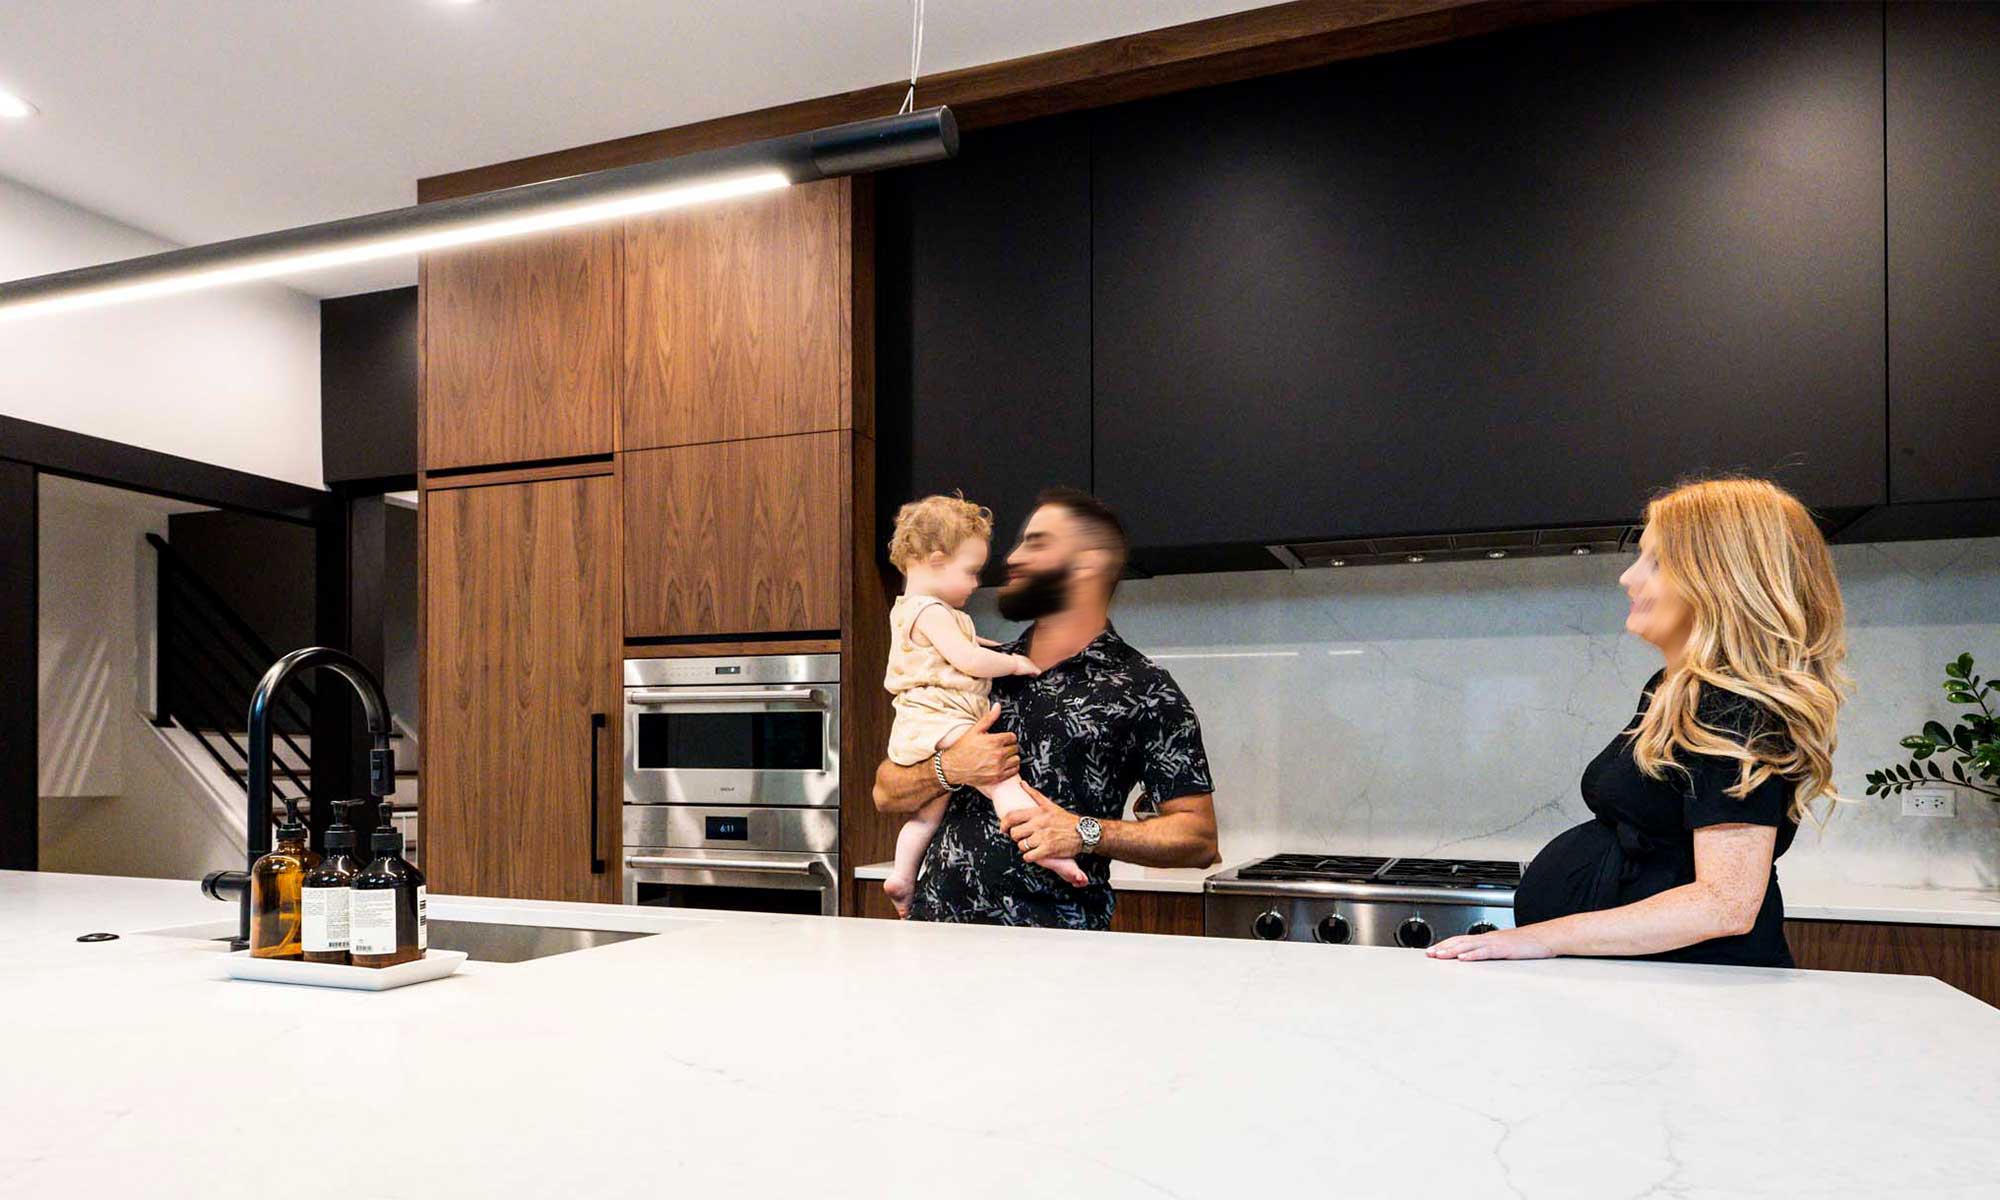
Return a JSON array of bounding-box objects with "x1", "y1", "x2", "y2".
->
[
  {"x1": 424, "y1": 919, "x2": 653, "y2": 963},
  {"x1": 141, "y1": 918, "x2": 658, "y2": 963}
]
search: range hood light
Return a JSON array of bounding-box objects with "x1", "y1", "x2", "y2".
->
[
  {"x1": 1485, "y1": 550, "x2": 1507, "y2": 559},
  {"x1": 1405, "y1": 554, "x2": 1426, "y2": 564},
  {"x1": 1570, "y1": 546, "x2": 1593, "y2": 556},
  {"x1": 1328, "y1": 559, "x2": 1348, "y2": 567},
  {"x1": 0, "y1": 106, "x2": 958, "y2": 321}
]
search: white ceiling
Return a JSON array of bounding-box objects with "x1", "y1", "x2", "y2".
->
[{"x1": 0, "y1": 0, "x2": 1270, "y2": 297}]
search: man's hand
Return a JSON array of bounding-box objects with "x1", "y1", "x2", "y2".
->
[
  {"x1": 940, "y1": 704, "x2": 1019, "y2": 789},
  {"x1": 999, "y1": 784, "x2": 1083, "y2": 864}
]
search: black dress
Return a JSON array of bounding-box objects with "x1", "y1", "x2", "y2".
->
[{"x1": 1515, "y1": 669, "x2": 1800, "y2": 968}]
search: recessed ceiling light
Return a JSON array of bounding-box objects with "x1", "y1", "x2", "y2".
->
[{"x1": 0, "y1": 88, "x2": 38, "y2": 120}]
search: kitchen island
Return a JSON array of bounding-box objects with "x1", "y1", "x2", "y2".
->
[{"x1": 4, "y1": 870, "x2": 1996, "y2": 1199}]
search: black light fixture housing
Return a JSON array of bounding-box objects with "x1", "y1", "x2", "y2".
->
[{"x1": 0, "y1": 106, "x2": 958, "y2": 321}]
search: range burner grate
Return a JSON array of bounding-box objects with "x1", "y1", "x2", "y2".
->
[
  {"x1": 1375, "y1": 858, "x2": 1523, "y2": 889},
  {"x1": 1236, "y1": 854, "x2": 1391, "y2": 882}
]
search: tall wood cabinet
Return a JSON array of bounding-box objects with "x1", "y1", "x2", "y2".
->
[
  {"x1": 419, "y1": 174, "x2": 885, "y2": 908},
  {"x1": 422, "y1": 473, "x2": 621, "y2": 903}
]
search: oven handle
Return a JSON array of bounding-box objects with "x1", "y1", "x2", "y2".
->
[
  {"x1": 626, "y1": 687, "x2": 822, "y2": 705},
  {"x1": 623, "y1": 855, "x2": 823, "y2": 876}
]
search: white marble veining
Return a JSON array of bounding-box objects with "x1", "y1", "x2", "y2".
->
[
  {"x1": 966, "y1": 536, "x2": 2000, "y2": 898},
  {"x1": 4, "y1": 871, "x2": 1997, "y2": 1199}
]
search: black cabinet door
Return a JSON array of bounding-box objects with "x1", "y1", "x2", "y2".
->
[
  {"x1": 876, "y1": 116, "x2": 1092, "y2": 579},
  {"x1": 1888, "y1": 2, "x2": 2000, "y2": 504},
  {"x1": 1092, "y1": 3, "x2": 1887, "y2": 556}
]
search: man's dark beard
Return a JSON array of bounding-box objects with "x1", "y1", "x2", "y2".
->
[{"x1": 996, "y1": 563, "x2": 1073, "y2": 623}]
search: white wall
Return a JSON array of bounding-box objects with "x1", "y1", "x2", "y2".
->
[
  {"x1": 973, "y1": 536, "x2": 2000, "y2": 893},
  {"x1": 0, "y1": 175, "x2": 323, "y2": 488},
  {"x1": 37, "y1": 477, "x2": 243, "y2": 880}
]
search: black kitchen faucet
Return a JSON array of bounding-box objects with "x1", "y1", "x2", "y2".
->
[{"x1": 201, "y1": 647, "x2": 397, "y2": 951}]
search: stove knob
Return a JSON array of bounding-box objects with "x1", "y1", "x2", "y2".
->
[
  {"x1": 1396, "y1": 916, "x2": 1434, "y2": 949},
  {"x1": 1251, "y1": 910, "x2": 1288, "y2": 941},
  {"x1": 1314, "y1": 914, "x2": 1351, "y2": 945},
  {"x1": 1468, "y1": 921, "x2": 1499, "y2": 936}
]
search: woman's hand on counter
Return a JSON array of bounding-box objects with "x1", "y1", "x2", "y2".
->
[{"x1": 1426, "y1": 926, "x2": 1558, "y2": 962}]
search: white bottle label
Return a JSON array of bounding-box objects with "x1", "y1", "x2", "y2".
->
[
  {"x1": 301, "y1": 885, "x2": 350, "y2": 953},
  {"x1": 350, "y1": 889, "x2": 398, "y2": 956},
  {"x1": 416, "y1": 886, "x2": 428, "y2": 952}
]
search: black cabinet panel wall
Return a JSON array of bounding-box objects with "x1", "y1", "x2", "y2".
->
[
  {"x1": 1091, "y1": 3, "x2": 1888, "y2": 556},
  {"x1": 876, "y1": 116, "x2": 1093, "y2": 580},
  {"x1": 1887, "y1": 2, "x2": 2000, "y2": 504},
  {"x1": 322, "y1": 287, "x2": 418, "y2": 485}
]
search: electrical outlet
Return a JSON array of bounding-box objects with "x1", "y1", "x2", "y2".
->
[{"x1": 1902, "y1": 788, "x2": 1955, "y2": 818}]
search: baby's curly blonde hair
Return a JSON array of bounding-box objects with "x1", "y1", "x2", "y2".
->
[{"x1": 887, "y1": 492, "x2": 994, "y2": 572}]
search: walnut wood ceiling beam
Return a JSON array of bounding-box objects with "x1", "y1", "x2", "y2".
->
[{"x1": 418, "y1": 0, "x2": 1632, "y2": 203}]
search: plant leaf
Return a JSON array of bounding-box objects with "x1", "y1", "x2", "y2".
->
[{"x1": 1929, "y1": 762, "x2": 1944, "y2": 779}]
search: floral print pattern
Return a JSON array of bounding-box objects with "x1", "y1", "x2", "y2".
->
[{"x1": 907, "y1": 624, "x2": 1214, "y2": 930}]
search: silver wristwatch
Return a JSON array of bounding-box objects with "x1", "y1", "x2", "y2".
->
[{"x1": 1076, "y1": 815, "x2": 1102, "y2": 854}]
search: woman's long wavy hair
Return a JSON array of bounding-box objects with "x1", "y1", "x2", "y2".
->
[{"x1": 1630, "y1": 477, "x2": 1850, "y2": 823}]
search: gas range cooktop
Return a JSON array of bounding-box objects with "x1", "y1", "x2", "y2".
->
[
  {"x1": 1233, "y1": 854, "x2": 1522, "y2": 890},
  {"x1": 1206, "y1": 853, "x2": 1525, "y2": 946}
]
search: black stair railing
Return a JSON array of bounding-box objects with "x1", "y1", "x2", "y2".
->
[{"x1": 146, "y1": 533, "x2": 315, "y2": 807}]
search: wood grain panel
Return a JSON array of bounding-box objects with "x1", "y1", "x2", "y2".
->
[
  {"x1": 623, "y1": 181, "x2": 853, "y2": 450},
  {"x1": 1787, "y1": 920, "x2": 2000, "y2": 1009},
  {"x1": 622, "y1": 433, "x2": 842, "y2": 638},
  {"x1": 839, "y1": 432, "x2": 896, "y2": 912},
  {"x1": 1108, "y1": 891, "x2": 1206, "y2": 937},
  {"x1": 419, "y1": 1, "x2": 1623, "y2": 202},
  {"x1": 423, "y1": 475, "x2": 621, "y2": 902},
  {"x1": 854, "y1": 877, "x2": 1205, "y2": 937},
  {"x1": 422, "y1": 227, "x2": 622, "y2": 470}
]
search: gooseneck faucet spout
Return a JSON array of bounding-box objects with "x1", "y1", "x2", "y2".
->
[{"x1": 203, "y1": 646, "x2": 396, "y2": 950}]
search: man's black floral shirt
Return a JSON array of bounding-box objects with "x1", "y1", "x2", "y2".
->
[{"x1": 907, "y1": 624, "x2": 1213, "y2": 930}]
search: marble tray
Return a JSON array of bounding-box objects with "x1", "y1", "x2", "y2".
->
[{"x1": 220, "y1": 949, "x2": 466, "y2": 991}]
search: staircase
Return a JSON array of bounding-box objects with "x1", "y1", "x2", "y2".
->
[{"x1": 145, "y1": 533, "x2": 418, "y2": 852}]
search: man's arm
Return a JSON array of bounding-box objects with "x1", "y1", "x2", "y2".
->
[
  {"x1": 870, "y1": 703, "x2": 1021, "y2": 815},
  {"x1": 1001, "y1": 787, "x2": 1221, "y2": 870}
]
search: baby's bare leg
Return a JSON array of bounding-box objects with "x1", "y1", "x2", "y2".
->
[
  {"x1": 884, "y1": 792, "x2": 948, "y2": 918},
  {"x1": 931, "y1": 724, "x2": 1088, "y2": 888}
]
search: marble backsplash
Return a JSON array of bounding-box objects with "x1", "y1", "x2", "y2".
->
[{"x1": 970, "y1": 536, "x2": 2000, "y2": 891}]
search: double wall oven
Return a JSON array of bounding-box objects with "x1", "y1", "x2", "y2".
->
[{"x1": 622, "y1": 654, "x2": 840, "y2": 916}]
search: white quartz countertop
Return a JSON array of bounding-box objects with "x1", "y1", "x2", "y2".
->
[
  {"x1": 1782, "y1": 879, "x2": 2000, "y2": 927},
  {"x1": 856, "y1": 857, "x2": 2000, "y2": 927},
  {"x1": 859, "y1": 860, "x2": 2000, "y2": 925},
  {"x1": 853, "y1": 859, "x2": 1210, "y2": 893},
  {"x1": 5, "y1": 870, "x2": 1997, "y2": 1199}
]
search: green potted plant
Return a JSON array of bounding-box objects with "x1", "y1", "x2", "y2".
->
[{"x1": 1866, "y1": 652, "x2": 2000, "y2": 801}]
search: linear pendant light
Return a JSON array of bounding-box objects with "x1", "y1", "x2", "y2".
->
[{"x1": 0, "y1": 106, "x2": 958, "y2": 322}]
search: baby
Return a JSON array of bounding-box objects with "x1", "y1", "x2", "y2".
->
[{"x1": 881, "y1": 493, "x2": 1089, "y2": 916}]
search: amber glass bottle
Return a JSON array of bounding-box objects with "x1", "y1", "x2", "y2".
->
[
  {"x1": 249, "y1": 816, "x2": 321, "y2": 960},
  {"x1": 351, "y1": 824, "x2": 427, "y2": 968},
  {"x1": 301, "y1": 802, "x2": 361, "y2": 965}
]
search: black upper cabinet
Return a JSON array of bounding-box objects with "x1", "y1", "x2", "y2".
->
[
  {"x1": 321, "y1": 287, "x2": 418, "y2": 485},
  {"x1": 1887, "y1": 2, "x2": 2000, "y2": 504},
  {"x1": 1092, "y1": 3, "x2": 1887, "y2": 556},
  {"x1": 876, "y1": 117, "x2": 1092, "y2": 577}
]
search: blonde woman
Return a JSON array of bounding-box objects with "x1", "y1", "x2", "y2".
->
[{"x1": 1430, "y1": 477, "x2": 1847, "y2": 968}]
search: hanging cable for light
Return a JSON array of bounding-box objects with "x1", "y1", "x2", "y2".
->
[
  {"x1": 898, "y1": 0, "x2": 928, "y2": 115},
  {"x1": 0, "y1": 106, "x2": 957, "y2": 322}
]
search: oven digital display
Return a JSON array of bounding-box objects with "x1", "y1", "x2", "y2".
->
[
  {"x1": 705, "y1": 816, "x2": 750, "y2": 841},
  {"x1": 635, "y1": 712, "x2": 824, "y2": 771}
]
